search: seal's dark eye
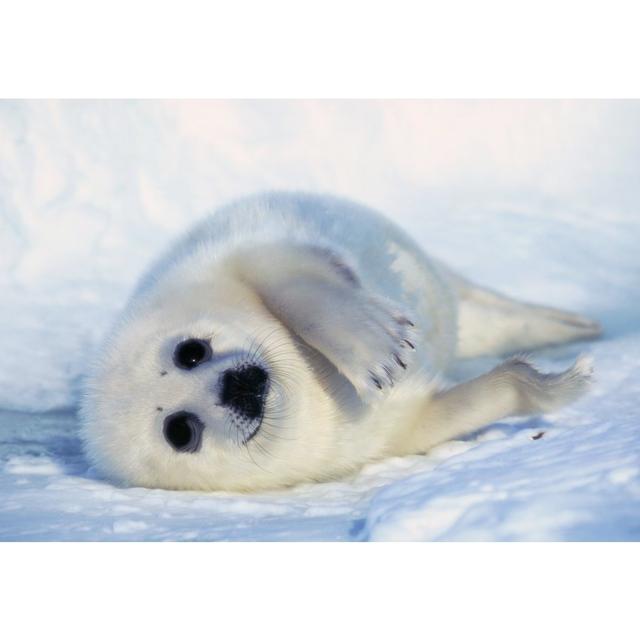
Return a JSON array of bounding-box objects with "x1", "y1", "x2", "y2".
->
[
  {"x1": 173, "y1": 339, "x2": 212, "y2": 370},
  {"x1": 163, "y1": 411, "x2": 204, "y2": 453}
]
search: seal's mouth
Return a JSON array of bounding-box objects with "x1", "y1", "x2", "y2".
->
[{"x1": 218, "y1": 364, "x2": 270, "y2": 443}]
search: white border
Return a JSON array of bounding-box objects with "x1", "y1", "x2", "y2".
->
[
  {"x1": 1, "y1": 1, "x2": 639, "y2": 97},
  {"x1": 1, "y1": 543, "x2": 639, "y2": 639}
]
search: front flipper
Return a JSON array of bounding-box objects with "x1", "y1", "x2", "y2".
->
[{"x1": 232, "y1": 243, "x2": 418, "y2": 400}]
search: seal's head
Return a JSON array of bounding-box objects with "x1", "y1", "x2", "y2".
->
[{"x1": 80, "y1": 272, "x2": 345, "y2": 492}]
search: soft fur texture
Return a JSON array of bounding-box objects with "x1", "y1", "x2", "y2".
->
[{"x1": 81, "y1": 193, "x2": 601, "y2": 491}]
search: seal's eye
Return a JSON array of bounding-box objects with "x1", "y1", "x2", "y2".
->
[
  {"x1": 173, "y1": 339, "x2": 212, "y2": 370},
  {"x1": 163, "y1": 411, "x2": 204, "y2": 453}
]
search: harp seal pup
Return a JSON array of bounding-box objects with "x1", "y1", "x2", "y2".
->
[{"x1": 81, "y1": 192, "x2": 601, "y2": 491}]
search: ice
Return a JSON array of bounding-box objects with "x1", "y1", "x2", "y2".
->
[{"x1": 0, "y1": 100, "x2": 639, "y2": 540}]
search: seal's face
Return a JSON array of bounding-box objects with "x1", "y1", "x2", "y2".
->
[
  {"x1": 81, "y1": 280, "x2": 335, "y2": 492},
  {"x1": 162, "y1": 335, "x2": 271, "y2": 451}
]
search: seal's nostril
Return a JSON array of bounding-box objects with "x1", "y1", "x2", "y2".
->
[
  {"x1": 219, "y1": 365, "x2": 269, "y2": 420},
  {"x1": 163, "y1": 411, "x2": 204, "y2": 453}
]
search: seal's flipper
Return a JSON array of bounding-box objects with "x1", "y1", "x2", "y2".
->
[
  {"x1": 233, "y1": 243, "x2": 418, "y2": 400},
  {"x1": 439, "y1": 267, "x2": 602, "y2": 358},
  {"x1": 407, "y1": 356, "x2": 593, "y2": 452}
]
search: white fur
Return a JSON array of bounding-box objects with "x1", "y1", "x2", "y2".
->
[{"x1": 81, "y1": 192, "x2": 601, "y2": 491}]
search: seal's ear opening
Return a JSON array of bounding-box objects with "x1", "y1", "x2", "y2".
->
[{"x1": 163, "y1": 411, "x2": 204, "y2": 452}]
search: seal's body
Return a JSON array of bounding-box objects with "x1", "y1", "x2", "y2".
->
[{"x1": 81, "y1": 193, "x2": 601, "y2": 491}]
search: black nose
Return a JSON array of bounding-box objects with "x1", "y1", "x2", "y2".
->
[{"x1": 219, "y1": 365, "x2": 269, "y2": 420}]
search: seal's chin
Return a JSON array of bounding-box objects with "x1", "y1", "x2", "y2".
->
[{"x1": 218, "y1": 363, "x2": 270, "y2": 444}]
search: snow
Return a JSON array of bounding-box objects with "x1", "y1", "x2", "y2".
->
[{"x1": 1, "y1": 100, "x2": 639, "y2": 540}]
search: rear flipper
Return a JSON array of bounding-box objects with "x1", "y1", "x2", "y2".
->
[
  {"x1": 442, "y1": 267, "x2": 602, "y2": 358},
  {"x1": 408, "y1": 356, "x2": 593, "y2": 452}
]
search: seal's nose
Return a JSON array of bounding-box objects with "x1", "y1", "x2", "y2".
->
[{"x1": 219, "y1": 365, "x2": 269, "y2": 420}]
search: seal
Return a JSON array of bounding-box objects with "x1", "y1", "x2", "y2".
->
[{"x1": 81, "y1": 192, "x2": 602, "y2": 491}]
